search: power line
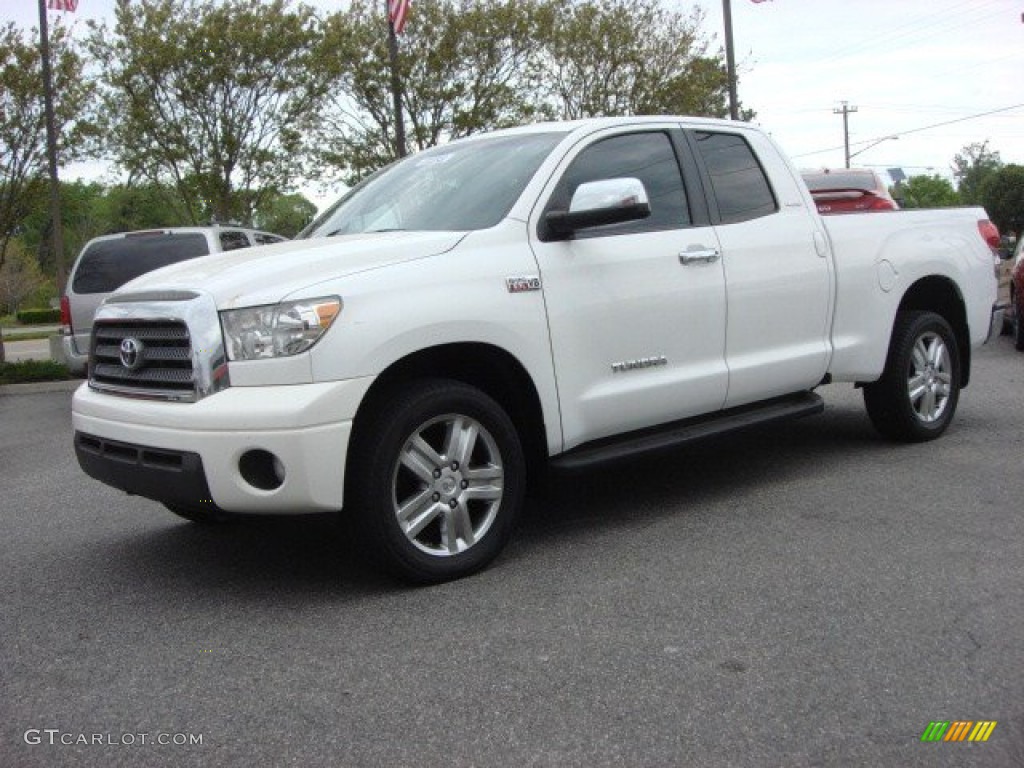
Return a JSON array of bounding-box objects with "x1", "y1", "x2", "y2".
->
[
  {"x1": 792, "y1": 103, "x2": 1024, "y2": 160},
  {"x1": 808, "y1": 0, "x2": 1004, "y2": 68}
]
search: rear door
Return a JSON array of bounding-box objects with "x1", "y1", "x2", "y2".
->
[
  {"x1": 687, "y1": 129, "x2": 833, "y2": 408},
  {"x1": 528, "y1": 125, "x2": 729, "y2": 450}
]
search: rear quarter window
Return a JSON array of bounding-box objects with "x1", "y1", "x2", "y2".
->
[
  {"x1": 71, "y1": 234, "x2": 210, "y2": 294},
  {"x1": 219, "y1": 231, "x2": 252, "y2": 251},
  {"x1": 252, "y1": 233, "x2": 286, "y2": 245}
]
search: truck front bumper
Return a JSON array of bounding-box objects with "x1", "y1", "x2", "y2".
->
[{"x1": 71, "y1": 377, "x2": 375, "y2": 514}]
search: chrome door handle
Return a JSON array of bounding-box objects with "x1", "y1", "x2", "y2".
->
[{"x1": 679, "y1": 248, "x2": 720, "y2": 265}]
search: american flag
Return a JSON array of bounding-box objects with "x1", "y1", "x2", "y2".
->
[
  {"x1": 389, "y1": 0, "x2": 411, "y2": 34},
  {"x1": 47, "y1": 0, "x2": 79, "y2": 11}
]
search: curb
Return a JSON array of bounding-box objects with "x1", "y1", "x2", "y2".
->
[{"x1": 0, "y1": 379, "x2": 82, "y2": 397}]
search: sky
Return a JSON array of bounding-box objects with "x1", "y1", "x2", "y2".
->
[
  {"x1": 5, "y1": 0, "x2": 1024, "y2": 205},
  {"x1": 709, "y1": 0, "x2": 1024, "y2": 181}
]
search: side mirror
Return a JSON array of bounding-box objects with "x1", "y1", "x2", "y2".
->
[{"x1": 545, "y1": 178, "x2": 651, "y2": 237}]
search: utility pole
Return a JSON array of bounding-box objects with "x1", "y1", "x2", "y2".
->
[
  {"x1": 834, "y1": 101, "x2": 858, "y2": 168},
  {"x1": 37, "y1": 0, "x2": 66, "y2": 295},
  {"x1": 722, "y1": 0, "x2": 739, "y2": 120}
]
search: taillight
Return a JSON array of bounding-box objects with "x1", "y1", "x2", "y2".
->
[
  {"x1": 60, "y1": 294, "x2": 72, "y2": 332},
  {"x1": 977, "y1": 219, "x2": 1000, "y2": 251},
  {"x1": 867, "y1": 197, "x2": 897, "y2": 211}
]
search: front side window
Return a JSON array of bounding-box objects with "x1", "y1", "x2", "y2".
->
[
  {"x1": 544, "y1": 131, "x2": 690, "y2": 238},
  {"x1": 693, "y1": 132, "x2": 777, "y2": 224}
]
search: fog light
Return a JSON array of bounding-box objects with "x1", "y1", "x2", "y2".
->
[{"x1": 239, "y1": 449, "x2": 285, "y2": 491}]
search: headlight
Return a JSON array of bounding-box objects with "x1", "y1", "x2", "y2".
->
[{"x1": 220, "y1": 296, "x2": 341, "y2": 361}]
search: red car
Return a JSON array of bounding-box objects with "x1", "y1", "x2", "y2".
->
[
  {"x1": 801, "y1": 168, "x2": 899, "y2": 214},
  {"x1": 1010, "y1": 238, "x2": 1024, "y2": 351}
]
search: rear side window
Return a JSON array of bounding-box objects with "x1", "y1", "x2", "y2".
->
[
  {"x1": 219, "y1": 231, "x2": 251, "y2": 251},
  {"x1": 71, "y1": 234, "x2": 210, "y2": 294},
  {"x1": 693, "y1": 132, "x2": 777, "y2": 224}
]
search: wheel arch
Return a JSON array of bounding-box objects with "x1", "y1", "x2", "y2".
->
[
  {"x1": 896, "y1": 275, "x2": 971, "y2": 387},
  {"x1": 347, "y1": 342, "x2": 549, "y2": 492}
]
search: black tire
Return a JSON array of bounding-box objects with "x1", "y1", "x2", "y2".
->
[
  {"x1": 347, "y1": 379, "x2": 525, "y2": 584},
  {"x1": 863, "y1": 310, "x2": 961, "y2": 442},
  {"x1": 163, "y1": 502, "x2": 237, "y2": 524}
]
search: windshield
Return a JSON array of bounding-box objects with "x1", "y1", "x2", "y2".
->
[{"x1": 301, "y1": 132, "x2": 565, "y2": 238}]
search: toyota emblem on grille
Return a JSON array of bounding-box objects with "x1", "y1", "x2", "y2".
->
[{"x1": 119, "y1": 337, "x2": 144, "y2": 371}]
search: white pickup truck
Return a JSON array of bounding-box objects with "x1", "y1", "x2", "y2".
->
[{"x1": 72, "y1": 117, "x2": 1000, "y2": 582}]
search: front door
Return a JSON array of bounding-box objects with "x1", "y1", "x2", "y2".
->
[{"x1": 528, "y1": 127, "x2": 729, "y2": 451}]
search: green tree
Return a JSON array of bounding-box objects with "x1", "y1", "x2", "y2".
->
[
  {"x1": 542, "y1": 0, "x2": 735, "y2": 120},
  {"x1": 319, "y1": 0, "x2": 736, "y2": 183},
  {"x1": 0, "y1": 23, "x2": 94, "y2": 271},
  {"x1": 0, "y1": 22, "x2": 94, "y2": 361},
  {"x1": 88, "y1": 0, "x2": 338, "y2": 225},
  {"x1": 0, "y1": 241, "x2": 47, "y2": 316},
  {"x1": 979, "y1": 164, "x2": 1024, "y2": 239},
  {"x1": 252, "y1": 192, "x2": 317, "y2": 238},
  {"x1": 98, "y1": 182, "x2": 183, "y2": 233},
  {"x1": 320, "y1": 0, "x2": 552, "y2": 183},
  {"x1": 894, "y1": 175, "x2": 959, "y2": 209},
  {"x1": 17, "y1": 181, "x2": 105, "y2": 275},
  {"x1": 951, "y1": 141, "x2": 1002, "y2": 206}
]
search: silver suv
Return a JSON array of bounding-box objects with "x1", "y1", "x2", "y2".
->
[{"x1": 60, "y1": 226, "x2": 287, "y2": 374}]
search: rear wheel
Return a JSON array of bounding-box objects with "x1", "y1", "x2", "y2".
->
[
  {"x1": 347, "y1": 379, "x2": 525, "y2": 583},
  {"x1": 863, "y1": 310, "x2": 961, "y2": 442}
]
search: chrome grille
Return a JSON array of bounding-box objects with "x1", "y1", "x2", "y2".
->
[{"x1": 90, "y1": 321, "x2": 195, "y2": 397}]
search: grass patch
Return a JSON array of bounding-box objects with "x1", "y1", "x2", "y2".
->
[
  {"x1": 1, "y1": 311, "x2": 61, "y2": 335},
  {"x1": 0, "y1": 359, "x2": 72, "y2": 385},
  {"x1": 2, "y1": 330, "x2": 53, "y2": 342}
]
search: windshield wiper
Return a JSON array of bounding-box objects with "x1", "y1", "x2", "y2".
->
[{"x1": 325, "y1": 227, "x2": 407, "y2": 237}]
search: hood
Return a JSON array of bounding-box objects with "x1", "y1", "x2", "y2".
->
[{"x1": 113, "y1": 231, "x2": 467, "y2": 309}]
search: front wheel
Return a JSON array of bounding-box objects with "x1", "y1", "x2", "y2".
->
[
  {"x1": 863, "y1": 310, "x2": 961, "y2": 442},
  {"x1": 347, "y1": 379, "x2": 525, "y2": 583}
]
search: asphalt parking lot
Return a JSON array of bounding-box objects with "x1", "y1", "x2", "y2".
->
[{"x1": 2, "y1": 335, "x2": 1022, "y2": 767}]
